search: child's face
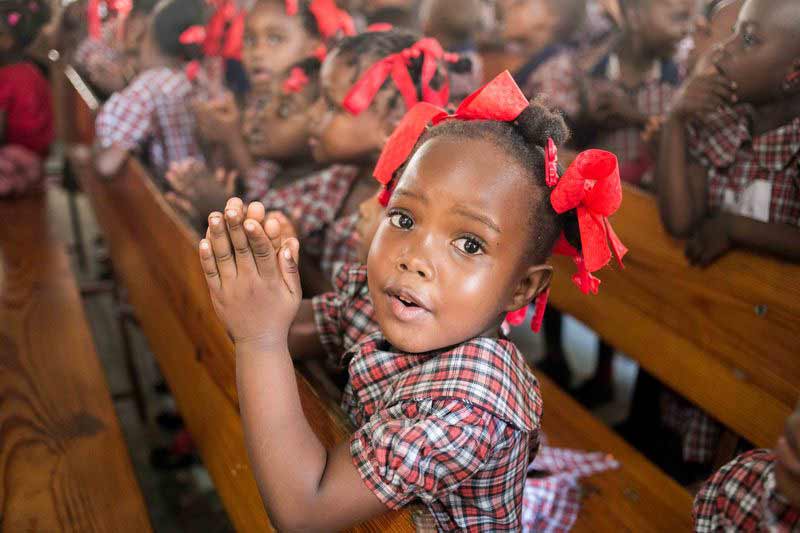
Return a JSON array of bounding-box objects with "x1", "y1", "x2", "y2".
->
[
  {"x1": 634, "y1": 0, "x2": 693, "y2": 57},
  {"x1": 714, "y1": 0, "x2": 800, "y2": 104},
  {"x1": 496, "y1": 0, "x2": 557, "y2": 49},
  {"x1": 367, "y1": 135, "x2": 544, "y2": 353},
  {"x1": 244, "y1": 79, "x2": 314, "y2": 161},
  {"x1": 308, "y1": 50, "x2": 395, "y2": 164},
  {"x1": 356, "y1": 192, "x2": 385, "y2": 263},
  {"x1": 688, "y1": 0, "x2": 743, "y2": 72},
  {"x1": 120, "y1": 13, "x2": 149, "y2": 74},
  {"x1": 242, "y1": 2, "x2": 318, "y2": 88}
]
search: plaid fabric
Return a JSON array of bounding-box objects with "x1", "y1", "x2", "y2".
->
[
  {"x1": 95, "y1": 67, "x2": 202, "y2": 180},
  {"x1": 526, "y1": 51, "x2": 680, "y2": 186},
  {"x1": 344, "y1": 329, "x2": 542, "y2": 531},
  {"x1": 321, "y1": 212, "x2": 361, "y2": 283},
  {"x1": 73, "y1": 32, "x2": 122, "y2": 80},
  {"x1": 694, "y1": 449, "x2": 800, "y2": 532},
  {"x1": 244, "y1": 159, "x2": 282, "y2": 202},
  {"x1": 311, "y1": 263, "x2": 377, "y2": 365},
  {"x1": 259, "y1": 164, "x2": 361, "y2": 258},
  {"x1": 523, "y1": 441, "x2": 620, "y2": 533},
  {"x1": 687, "y1": 106, "x2": 800, "y2": 226},
  {"x1": 661, "y1": 391, "x2": 722, "y2": 465}
]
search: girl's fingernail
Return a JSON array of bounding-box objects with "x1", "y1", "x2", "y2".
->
[
  {"x1": 245, "y1": 221, "x2": 255, "y2": 231},
  {"x1": 226, "y1": 209, "x2": 237, "y2": 218},
  {"x1": 200, "y1": 240, "x2": 210, "y2": 250}
]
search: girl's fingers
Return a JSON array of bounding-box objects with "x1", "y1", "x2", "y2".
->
[
  {"x1": 224, "y1": 199, "x2": 256, "y2": 274},
  {"x1": 225, "y1": 171, "x2": 238, "y2": 196},
  {"x1": 199, "y1": 239, "x2": 221, "y2": 291},
  {"x1": 247, "y1": 202, "x2": 266, "y2": 225},
  {"x1": 208, "y1": 212, "x2": 236, "y2": 280},
  {"x1": 265, "y1": 216, "x2": 283, "y2": 252},
  {"x1": 279, "y1": 238, "x2": 302, "y2": 297},
  {"x1": 244, "y1": 218, "x2": 277, "y2": 277}
]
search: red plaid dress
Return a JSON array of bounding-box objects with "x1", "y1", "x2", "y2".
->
[
  {"x1": 344, "y1": 330, "x2": 543, "y2": 531},
  {"x1": 259, "y1": 164, "x2": 361, "y2": 258},
  {"x1": 95, "y1": 67, "x2": 202, "y2": 179},
  {"x1": 527, "y1": 51, "x2": 680, "y2": 186},
  {"x1": 687, "y1": 105, "x2": 800, "y2": 226},
  {"x1": 694, "y1": 449, "x2": 800, "y2": 532}
]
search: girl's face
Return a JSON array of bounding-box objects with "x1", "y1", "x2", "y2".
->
[
  {"x1": 715, "y1": 0, "x2": 800, "y2": 104},
  {"x1": 244, "y1": 78, "x2": 314, "y2": 161},
  {"x1": 308, "y1": 50, "x2": 396, "y2": 164},
  {"x1": 496, "y1": 0, "x2": 556, "y2": 49},
  {"x1": 634, "y1": 0, "x2": 694, "y2": 57},
  {"x1": 688, "y1": 0, "x2": 743, "y2": 73},
  {"x1": 367, "y1": 135, "x2": 549, "y2": 353},
  {"x1": 242, "y1": 2, "x2": 318, "y2": 88}
]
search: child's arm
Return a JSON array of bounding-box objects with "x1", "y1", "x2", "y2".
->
[
  {"x1": 193, "y1": 93, "x2": 254, "y2": 178},
  {"x1": 93, "y1": 144, "x2": 131, "y2": 178},
  {"x1": 684, "y1": 213, "x2": 800, "y2": 267},
  {"x1": 199, "y1": 199, "x2": 387, "y2": 530}
]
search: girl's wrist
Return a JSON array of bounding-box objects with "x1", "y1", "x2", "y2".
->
[{"x1": 235, "y1": 334, "x2": 290, "y2": 358}]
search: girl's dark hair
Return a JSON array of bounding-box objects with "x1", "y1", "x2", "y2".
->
[
  {"x1": 331, "y1": 28, "x2": 465, "y2": 112},
  {"x1": 288, "y1": 56, "x2": 321, "y2": 100},
  {"x1": 402, "y1": 98, "x2": 581, "y2": 263},
  {"x1": 132, "y1": 0, "x2": 160, "y2": 16},
  {"x1": 0, "y1": 0, "x2": 50, "y2": 49},
  {"x1": 152, "y1": 0, "x2": 206, "y2": 61}
]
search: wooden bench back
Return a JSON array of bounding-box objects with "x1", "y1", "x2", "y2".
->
[
  {"x1": 65, "y1": 69, "x2": 417, "y2": 532},
  {"x1": 549, "y1": 185, "x2": 800, "y2": 449}
]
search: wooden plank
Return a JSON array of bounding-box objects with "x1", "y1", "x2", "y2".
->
[
  {"x1": 538, "y1": 374, "x2": 693, "y2": 533},
  {"x1": 0, "y1": 195, "x2": 152, "y2": 532},
  {"x1": 549, "y1": 185, "x2": 800, "y2": 449}
]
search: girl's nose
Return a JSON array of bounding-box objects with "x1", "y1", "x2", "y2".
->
[{"x1": 397, "y1": 252, "x2": 435, "y2": 280}]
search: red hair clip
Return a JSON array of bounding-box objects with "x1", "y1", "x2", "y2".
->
[
  {"x1": 309, "y1": 0, "x2": 355, "y2": 39},
  {"x1": 545, "y1": 137, "x2": 559, "y2": 187},
  {"x1": 283, "y1": 67, "x2": 310, "y2": 93},
  {"x1": 179, "y1": 25, "x2": 207, "y2": 45},
  {"x1": 367, "y1": 22, "x2": 393, "y2": 32},
  {"x1": 285, "y1": 0, "x2": 298, "y2": 15},
  {"x1": 87, "y1": 0, "x2": 102, "y2": 39},
  {"x1": 203, "y1": 1, "x2": 244, "y2": 60}
]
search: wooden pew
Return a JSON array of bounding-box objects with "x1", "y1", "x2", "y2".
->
[
  {"x1": 0, "y1": 195, "x2": 152, "y2": 532},
  {"x1": 64, "y1": 72, "x2": 417, "y2": 532},
  {"x1": 549, "y1": 185, "x2": 800, "y2": 450}
]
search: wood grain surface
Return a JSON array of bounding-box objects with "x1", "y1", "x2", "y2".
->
[{"x1": 0, "y1": 195, "x2": 152, "y2": 532}]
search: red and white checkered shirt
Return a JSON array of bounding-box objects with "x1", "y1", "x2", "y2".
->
[
  {"x1": 244, "y1": 159, "x2": 282, "y2": 202},
  {"x1": 526, "y1": 51, "x2": 680, "y2": 186},
  {"x1": 95, "y1": 67, "x2": 203, "y2": 180},
  {"x1": 259, "y1": 164, "x2": 361, "y2": 258},
  {"x1": 661, "y1": 390, "x2": 721, "y2": 465},
  {"x1": 688, "y1": 106, "x2": 800, "y2": 226},
  {"x1": 694, "y1": 449, "x2": 800, "y2": 532},
  {"x1": 342, "y1": 331, "x2": 542, "y2": 530},
  {"x1": 523, "y1": 441, "x2": 620, "y2": 533}
]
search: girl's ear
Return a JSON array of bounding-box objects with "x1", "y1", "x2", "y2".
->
[{"x1": 504, "y1": 264, "x2": 553, "y2": 313}]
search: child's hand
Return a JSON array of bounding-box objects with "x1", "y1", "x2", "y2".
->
[
  {"x1": 164, "y1": 160, "x2": 237, "y2": 226},
  {"x1": 199, "y1": 198, "x2": 302, "y2": 348},
  {"x1": 266, "y1": 210, "x2": 299, "y2": 247},
  {"x1": 684, "y1": 213, "x2": 732, "y2": 267},
  {"x1": 193, "y1": 92, "x2": 241, "y2": 145},
  {"x1": 776, "y1": 403, "x2": 800, "y2": 508},
  {"x1": 583, "y1": 82, "x2": 645, "y2": 127},
  {"x1": 671, "y1": 64, "x2": 737, "y2": 121}
]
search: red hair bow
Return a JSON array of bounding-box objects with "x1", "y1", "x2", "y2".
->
[
  {"x1": 309, "y1": 0, "x2": 355, "y2": 39},
  {"x1": 283, "y1": 67, "x2": 310, "y2": 93},
  {"x1": 285, "y1": 0, "x2": 298, "y2": 16},
  {"x1": 343, "y1": 38, "x2": 458, "y2": 117},
  {"x1": 179, "y1": 25, "x2": 207, "y2": 45},
  {"x1": 88, "y1": 0, "x2": 132, "y2": 40},
  {"x1": 204, "y1": 1, "x2": 245, "y2": 60}
]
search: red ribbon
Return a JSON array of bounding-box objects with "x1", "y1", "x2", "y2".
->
[
  {"x1": 343, "y1": 37, "x2": 457, "y2": 117},
  {"x1": 283, "y1": 67, "x2": 310, "y2": 93},
  {"x1": 366, "y1": 22, "x2": 393, "y2": 32},
  {"x1": 203, "y1": 2, "x2": 244, "y2": 60},
  {"x1": 308, "y1": 0, "x2": 355, "y2": 39},
  {"x1": 285, "y1": 0, "x2": 298, "y2": 16},
  {"x1": 88, "y1": 0, "x2": 102, "y2": 40},
  {"x1": 179, "y1": 25, "x2": 207, "y2": 45}
]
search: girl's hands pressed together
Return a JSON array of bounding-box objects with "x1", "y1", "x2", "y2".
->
[
  {"x1": 671, "y1": 63, "x2": 738, "y2": 121},
  {"x1": 164, "y1": 159, "x2": 237, "y2": 228},
  {"x1": 199, "y1": 198, "x2": 303, "y2": 350}
]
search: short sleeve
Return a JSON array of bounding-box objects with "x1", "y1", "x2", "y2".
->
[
  {"x1": 311, "y1": 263, "x2": 365, "y2": 363},
  {"x1": 95, "y1": 75, "x2": 155, "y2": 151},
  {"x1": 686, "y1": 107, "x2": 747, "y2": 169},
  {"x1": 350, "y1": 398, "x2": 501, "y2": 509}
]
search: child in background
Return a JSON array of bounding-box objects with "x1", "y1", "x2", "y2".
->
[
  {"x1": 419, "y1": 0, "x2": 483, "y2": 101},
  {"x1": 694, "y1": 403, "x2": 800, "y2": 531},
  {"x1": 0, "y1": 0, "x2": 53, "y2": 197},
  {"x1": 73, "y1": 0, "x2": 158, "y2": 96},
  {"x1": 93, "y1": 0, "x2": 206, "y2": 181},
  {"x1": 686, "y1": 0, "x2": 743, "y2": 74},
  {"x1": 197, "y1": 72, "x2": 627, "y2": 531},
  {"x1": 193, "y1": 0, "x2": 350, "y2": 179}
]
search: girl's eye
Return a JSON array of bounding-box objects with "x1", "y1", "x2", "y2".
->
[
  {"x1": 389, "y1": 213, "x2": 414, "y2": 230},
  {"x1": 267, "y1": 34, "x2": 285, "y2": 45},
  {"x1": 453, "y1": 237, "x2": 484, "y2": 256}
]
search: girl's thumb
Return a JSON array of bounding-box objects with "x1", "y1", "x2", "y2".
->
[{"x1": 280, "y1": 238, "x2": 302, "y2": 296}]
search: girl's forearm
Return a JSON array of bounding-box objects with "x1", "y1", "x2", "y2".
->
[
  {"x1": 225, "y1": 134, "x2": 254, "y2": 178},
  {"x1": 656, "y1": 114, "x2": 699, "y2": 237},
  {"x1": 728, "y1": 214, "x2": 800, "y2": 263},
  {"x1": 236, "y1": 339, "x2": 329, "y2": 530}
]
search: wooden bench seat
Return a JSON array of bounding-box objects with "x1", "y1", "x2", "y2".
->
[{"x1": 0, "y1": 195, "x2": 152, "y2": 532}]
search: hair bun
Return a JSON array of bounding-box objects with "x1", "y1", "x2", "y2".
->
[{"x1": 514, "y1": 97, "x2": 569, "y2": 148}]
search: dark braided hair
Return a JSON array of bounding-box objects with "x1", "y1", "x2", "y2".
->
[
  {"x1": 152, "y1": 0, "x2": 207, "y2": 61},
  {"x1": 330, "y1": 28, "x2": 469, "y2": 114},
  {"x1": 0, "y1": 0, "x2": 50, "y2": 49},
  {"x1": 398, "y1": 98, "x2": 581, "y2": 263}
]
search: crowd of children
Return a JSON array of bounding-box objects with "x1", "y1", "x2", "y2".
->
[{"x1": 4, "y1": 0, "x2": 799, "y2": 530}]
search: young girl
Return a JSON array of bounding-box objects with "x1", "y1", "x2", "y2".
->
[
  {"x1": 197, "y1": 72, "x2": 627, "y2": 531},
  {"x1": 93, "y1": 0, "x2": 206, "y2": 181},
  {"x1": 0, "y1": 0, "x2": 52, "y2": 197}
]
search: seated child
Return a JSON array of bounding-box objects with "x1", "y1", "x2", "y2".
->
[
  {"x1": 419, "y1": 0, "x2": 483, "y2": 101},
  {"x1": 529, "y1": 0, "x2": 693, "y2": 186},
  {"x1": 0, "y1": 0, "x2": 53, "y2": 197},
  {"x1": 73, "y1": 0, "x2": 157, "y2": 96},
  {"x1": 693, "y1": 403, "x2": 800, "y2": 531},
  {"x1": 686, "y1": 0, "x2": 743, "y2": 74},
  {"x1": 93, "y1": 0, "x2": 206, "y2": 181},
  {"x1": 197, "y1": 72, "x2": 627, "y2": 531}
]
